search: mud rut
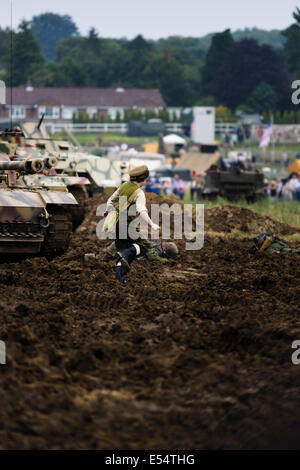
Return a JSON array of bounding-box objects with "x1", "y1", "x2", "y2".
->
[{"x1": 0, "y1": 194, "x2": 299, "y2": 449}]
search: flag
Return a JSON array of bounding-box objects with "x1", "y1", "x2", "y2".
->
[{"x1": 259, "y1": 120, "x2": 273, "y2": 148}]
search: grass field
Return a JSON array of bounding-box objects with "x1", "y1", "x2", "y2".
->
[
  {"x1": 51, "y1": 132, "x2": 158, "y2": 147},
  {"x1": 51, "y1": 132, "x2": 300, "y2": 154},
  {"x1": 185, "y1": 197, "x2": 300, "y2": 228}
]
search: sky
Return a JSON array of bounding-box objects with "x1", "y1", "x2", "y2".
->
[{"x1": 0, "y1": 0, "x2": 298, "y2": 39}]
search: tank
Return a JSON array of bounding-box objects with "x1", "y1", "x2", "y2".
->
[
  {"x1": 0, "y1": 129, "x2": 88, "y2": 229},
  {"x1": 203, "y1": 157, "x2": 264, "y2": 202},
  {"x1": 0, "y1": 151, "x2": 77, "y2": 260},
  {"x1": 13, "y1": 121, "x2": 122, "y2": 196}
]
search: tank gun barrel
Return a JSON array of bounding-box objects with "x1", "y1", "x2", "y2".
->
[
  {"x1": 0, "y1": 159, "x2": 45, "y2": 174},
  {"x1": 16, "y1": 156, "x2": 58, "y2": 170},
  {"x1": 43, "y1": 156, "x2": 58, "y2": 169}
]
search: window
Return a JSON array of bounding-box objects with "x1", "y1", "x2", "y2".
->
[
  {"x1": 10, "y1": 106, "x2": 25, "y2": 119},
  {"x1": 108, "y1": 107, "x2": 124, "y2": 120},
  {"x1": 62, "y1": 107, "x2": 75, "y2": 120},
  {"x1": 39, "y1": 106, "x2": 60, "y2": 119}
]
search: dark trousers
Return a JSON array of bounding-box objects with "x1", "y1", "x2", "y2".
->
[{"x1": 115, "y1": 221, "x2": 151, "y2": 255}]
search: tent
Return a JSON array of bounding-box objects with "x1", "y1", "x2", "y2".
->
[
  {"x1": 287, "y1": 159, "x2": 300, "y2": 175},
  {"x1": 176, "y1": 151, "x2": 220, "y2": 175},
  {"x1": 163, "y1": 134, "x2": 186, "y2": 145}
]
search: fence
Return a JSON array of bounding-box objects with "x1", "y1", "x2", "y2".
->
[{"x1": 46, "y1": 122, "x2": 184, "y2": 134}]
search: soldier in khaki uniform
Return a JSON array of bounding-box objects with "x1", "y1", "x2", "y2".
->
[
  {"x1": 102, "y1": 165, "x2": 160, "y2": 283},
  {"x1": 249, "y1": 233, "x2": 300, "y2": 254},
  {"x1": 85, "y1": 240, "x2": 178, "y2": 264}
]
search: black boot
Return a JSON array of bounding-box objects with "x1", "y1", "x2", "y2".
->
[
  {"x1": 116, "y1": 262, "x2": 128, "y2": 284},
  {"x1": 116, "y1": 245, "x2": 138, "y2": 284},
  {"x1": 117, "y1": 245, "x2": 137, "y2": 272}
]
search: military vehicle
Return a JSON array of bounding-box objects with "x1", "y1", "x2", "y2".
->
[
  {"x1": 0, "y1": 127, "x2": 89, "y2": 229},
  {"x1": 14, "y1": 121, "x2": 122, "y2": 196},
  {"x1": 0, "y1": 150, "x2": 77, "y2": 259},
  {"x1": 202, "y1": 157, "x2": 264, "y2": 202},
  {"x1": 127, "y1": 120, "x2": 166, "y2": 137}
]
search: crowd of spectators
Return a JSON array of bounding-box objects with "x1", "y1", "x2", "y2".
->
[
  {"x1": 144, "y1": 173, "x2": 203, "y2": 201},
  {"x1": 265, "y1": 174, "x2": 300, "y2": 202},
  {"x1": 223, "y1": 127, "x2": 251, "y2": 147}
]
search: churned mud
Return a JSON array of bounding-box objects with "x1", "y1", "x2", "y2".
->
[{"x1": 0, "y1": 194, "x2": 299, "y2": 449}]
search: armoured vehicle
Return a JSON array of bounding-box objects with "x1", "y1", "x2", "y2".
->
[
  {"x1": 0, "y1": 149, "x2": 77, "y2": 259},
  {"x1": 127, "y1": 120, "x2": 166, "y2": 137},
  {"x1": 0, "y1": 128, "x2": 88, "y2": 229},
  {"x1": 14, "y1": 121, "x2": 122, "y2": 196},
  {"x1": 203, "y1": 157, "x2": 264, "y2": 202}
]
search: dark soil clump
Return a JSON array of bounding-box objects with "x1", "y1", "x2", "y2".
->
[{"x1": 0, "y1": 193, "x2": 299, "y2": 449}]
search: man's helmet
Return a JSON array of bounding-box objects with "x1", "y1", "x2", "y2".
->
[
  {"x1": 249, "y1": 232, "x2": 273, "y2": 254},
  {"x1": 162, "y1": 242, "x2": 178, "y2": 258}
]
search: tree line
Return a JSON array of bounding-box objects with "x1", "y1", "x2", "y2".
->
[{"x1": 0, "y1": 10, "x2": 300, "y2": 119}]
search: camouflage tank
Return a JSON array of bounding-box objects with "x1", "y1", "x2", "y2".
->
[
  {"x1": 0, "y1": 150, "x2": 77, "y2": 260},
  {"x1": 17, "y1": 121, "x2": 122, "y2": 196},
  {"x1": 0, "y1": 129, "x2": 88, "y2": 229}
]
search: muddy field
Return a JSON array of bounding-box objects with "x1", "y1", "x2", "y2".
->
[{"x1": 0, "y1": 194, "x2": 300, "y2": 450}]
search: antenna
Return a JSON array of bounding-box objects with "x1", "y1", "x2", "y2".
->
[
  {"x1": 37, "y1": 112, "x2": 45, "y2": 130},
  {"x1": 10, "y1": 0, "x2": 13, "y2": 130}
]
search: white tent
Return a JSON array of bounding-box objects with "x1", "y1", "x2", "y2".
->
[{"x1": 163, "y1": 134, "x2": 186, "y2": 145}]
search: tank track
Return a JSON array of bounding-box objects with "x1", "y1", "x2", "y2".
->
[
  {"x1": 42, "y1": 207, "x2": 72, "y2": 260},
  {"x1": 68, "y1": 185, "x2": 88, "y2": 230}
]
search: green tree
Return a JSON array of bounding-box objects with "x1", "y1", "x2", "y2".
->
[
  {"x1": 201, "y1": 29, "x2": 233, "y2": 95},
  {"x1": 144, "y1": 109, "x2": 158, "y2": 121},
  {"x1": 288, "y1": 110, "x2": 296, "y2": 123},
  {"x1": 115, "y1": 110, "x2": 122, "y2": 123},
  {"x1": 247, "y1": 81, "x2": 278, "y2": 113},
  {"x1": 4, "y1": 21, "x2": 44, "y2": 86},
  {"x1": 0, "y1": 27, "x2": 10, "y2": 68},
  {"x1": 262, "y1": 111, "x2": 269, "y2": 123},
  {"x1": 215, "y1": 105, "x2": 235, "y2": 122},
  {"x1": 195, "y1": 96, "x2": 216, "y2": 106},
  {"x1": 145, "y1": 53, "x2": 189, "y2": 106},
  {"x1": 125, "y1": 35, "x2": 154, "y2": 87},
  {"x1": 59, "y1": 57, "x2": 87, "y2": 86},
  {"x1": 213, "y1": 39, "x2": 289, "y2": 110},
  {"x1": 282, "y1": 110, "x2": 289, "y2": 124},
  {"x1": 86, "y1": 28, "x2": 102, "y2": 55},
  {"x1": 31, "y1": 13, "x2": 78, "y2": 61},
  {"x1": 158, "y1": 109, "x2": 169, "y2": 122},
  {"x1": 274, "y1": 110, "x2": 282, "y2": 124},
  {"x1": 282, "y1": 8, "x2": 300, "y2": 78}
]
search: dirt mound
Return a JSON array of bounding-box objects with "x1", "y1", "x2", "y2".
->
[
  {"x1": 0, "y1": 193, "x2": 299, "y2": 449},
  {"x1": 145, "y1": 192, "x2": 184, "y2": 208},
  {"x1": 85, "y1": 193, "x2": 299, "y2": 238},
  {"x1": 206, "y1": 204, "x2": 299, "y2": 235}
]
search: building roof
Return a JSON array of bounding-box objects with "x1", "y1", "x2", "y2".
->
[{"x1": 5, "y1": 87, "x2": 166, "y2": 108}]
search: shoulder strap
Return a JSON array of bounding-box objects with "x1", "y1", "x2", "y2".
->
[{"x1": 128, "y1": 187, "x2": 142, "y2": 204}]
